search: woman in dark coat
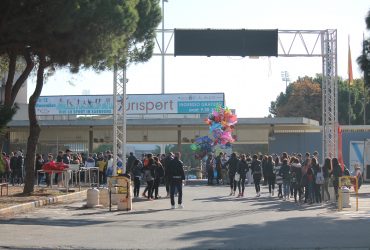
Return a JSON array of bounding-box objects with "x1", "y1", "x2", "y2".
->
[
  {"x1": 321, "y1": 157, "x2": 332, "y2": 201},
  {"x1": 226, "y1": 152, "x2": 239, "y2": 196},
  {"x1": 265, "y1": 155, "x2": 275, "y2": 196},
  {"x1": 251, "y1": 154, "x2": 262, "y2": 197},
  {"x1": 236, "y1": 154, "x2": 249, "y2": 197},
  {"x1": 331, "y1": 157, "x2": 343, "y2": 201}
]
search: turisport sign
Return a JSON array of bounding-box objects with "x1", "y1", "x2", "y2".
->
[{"x1": 36, "y1": 93, "x2": 225, "y2": 115}]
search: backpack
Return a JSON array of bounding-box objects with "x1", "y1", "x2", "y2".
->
[
  {"x1": 344, "y1": 167, "x2": 350, "y2": 176},
  {"x1": 358, "y1": 174, "x2": 363, "y2": 189},
  {"x1": 156, "y1": 165, "x2": 164, "y2": 178},
  {"x1": 315, "y1": 170, "x2": 325, "y2": 184},
  {"x1": 253, "y1": 161, "x2": 262, "y2": 174},
  {"x1": 144, "y1": 169, "x2": 153, "y2": 181}
]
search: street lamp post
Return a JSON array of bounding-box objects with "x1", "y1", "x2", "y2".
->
[{"x1": 281, "y1": 71, "x2": 290, "y2": 90}]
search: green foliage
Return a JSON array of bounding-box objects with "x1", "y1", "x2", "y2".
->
[
  {"x1": 93, "y1": 144, "x2": 112, "y2": 154},
  {"x1": 165, "y1": 144, "x2": 199, "y2": 168},
  {"x1": 357, "y1": 39, "x2": 370, "y2": 88},
  {"x1": 269, "y1": 74, "x2": 369, "y2": 125},
  {"x1": 269, "y1": 76, "x2": 322, "y2": 123},
  {"x1": 0, "y1": 104, "x2": 18, "y2": 134},
  {"x1": 0, "y1": 56, "x2": 7, "y2": 75},
  {"x1": 0, "y1": 0, "x2": 162, "y2": 193},
  {"x1": 0, "y1": 0, "x2": 162, "y2": 70},
  {"x1": 0, "y1": 157, "x2": 4, "y2": 174},
  {"x1": 357, "y1": 9, "x2": 370, "y2": 88}
]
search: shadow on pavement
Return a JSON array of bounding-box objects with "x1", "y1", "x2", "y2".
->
[{"x1": 176, "y1": 216, "x2": 370, "y2": 249}]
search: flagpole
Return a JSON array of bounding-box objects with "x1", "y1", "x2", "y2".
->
[
  {"x1": 364, "y1": 33, "x2": 367, "y2": 125},
  {"x1": 348, "y1": 35, "x2": 351, "y2": 125}
]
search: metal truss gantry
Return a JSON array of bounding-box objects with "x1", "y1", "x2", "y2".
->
[
  {"x1": 113, "y1": 63, "x2": 127, "y2": 175},
  {"x1": 113, "y1": 29, "x2": 338, "y2": 163},
  {"x1": 278, "y1": 29, "x2": 338, "y2": 159}
]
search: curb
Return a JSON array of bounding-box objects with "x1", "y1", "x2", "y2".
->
[{"x1": 0, "y1": 190, "x2": 87, "y2": 217}]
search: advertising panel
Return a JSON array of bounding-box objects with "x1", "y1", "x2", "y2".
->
[{"x1": 36, "y1": 93, "x2": 224, "y2": 115}]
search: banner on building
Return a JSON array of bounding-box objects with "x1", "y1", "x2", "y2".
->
[{"x1": 36, "y1": 93, "x2": 225, "y2": 115}]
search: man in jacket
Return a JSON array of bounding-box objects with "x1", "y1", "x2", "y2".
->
[
  {"x1": 163, "y1": 152, "x2": 174, "y2": 197},
  {"x1": 168, "y1": 152, "x2": 185, "y2": 209},
  {"x1": 225, "y1": 153, "x2": 239, "y2": 196},
  {"x1": 126, "y1": 152, "x2": 137, "y2": 174}
]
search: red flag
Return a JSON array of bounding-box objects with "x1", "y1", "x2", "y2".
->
[
  {"x1": 348, "y1": 37, "x2": 353, "y2": 85},
  {"x1": 338, "y1": 126, "x2": 345, "y2": 171}
]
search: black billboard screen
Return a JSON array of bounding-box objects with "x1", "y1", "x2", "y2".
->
[{"x1": 174, "y1": 29, "x2": 278, "y2": 57}]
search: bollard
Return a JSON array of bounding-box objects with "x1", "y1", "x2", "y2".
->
[{"x1": 86, "y1": 188, "x2": 100, "y2": 208}]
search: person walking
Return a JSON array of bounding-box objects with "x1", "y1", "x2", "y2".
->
[
  {"x1": 152, "y1": 156, "x2": 164, "y2": 199},
  {"x1": 290, "y1": 157, "x2": 302, "y2": 203},
  {"x1": 206, "y1": 153, "x2": 215, "y2": 185},
  {"x1": 131, "y1": 159, "x2": 143, "y2": 198},
  {"x1": 126, "y1": 152, "x2": 137, "y2": 175},
  {"x1": 236, "y1": 154, "x2": 249, "y2": 197},
  {"x1": 35, "y1": 153, "x2": 44, "y2": 185},
  {"x1": 261, "y1": 155, "x2": 268, "y2": 186},
  {"x1": 225, "y1": 152, "x2": 239, "y2": 196},
  {"x1": 279, "y1": 158, "x2": 290, "y2": 201},
  {"x1": 10, "y1": 152, "x2": 20, "y2": 185},
  {"x1": 331, "y1": 157, "x2": 343, "y2": 201},
  {"x1": 306, "y1": 164, "x2": 315, "y2": 204},
  {"x1": 96, "y1": 153, "x2": 107, "y2": 185},
  {"x1": 265, "y1": 155, "x2": 275, "y2": 196},
  {"x1": 302, "y1": 152, "x2": 311, "y2": 203},
  {"x1": 274, "y1": 156, "x2": 283, "y2": 198},
  {"x1": 321, "y1": 157, "x2": 332, "y2": 201},
  {"x1": 168, "y1": 152, "x2": 185, "y2": 209},
  {"x1": 221, "y1": 153, "x2": 229, "y2": 185},
  {"x1": 143, "y1": 158, "x2": 155, "y2": 200},
  {"x1": 311, "y1": 157, "x2": 322, "y2": 203},
  {"x1": 215, "y1": 152, "x2": 223, "y2": 185},
  {"x1": 163, "y1": 152, "x2": 174, "y2": 198},
  {"x1": 251, "y1": 154, "x2": 262, "y2": 197}
]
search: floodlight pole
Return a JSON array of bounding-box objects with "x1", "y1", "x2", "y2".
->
[
  {"x1": 281, "y1": 71, "x2": 290, "y2": 90},
  {"x1": 161, "y1": 0, "x2": 166, "y2": 94}
]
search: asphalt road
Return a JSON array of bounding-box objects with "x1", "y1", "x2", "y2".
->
[{"x1": 1, "y1": 184, "x2": 370, "y2": 250}]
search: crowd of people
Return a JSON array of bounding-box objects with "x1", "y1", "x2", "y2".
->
[
  {"x1": 1, "y1": 148, "x2": 364, "y2": 208},
  {"x1": 0, "y1": 149, "x2": 187, "y2": 209},
  {"x1": 1, "y1": 150, "x2": 25, "y2": 185},
  {"x1": 0, "y1": 149, "x2": 115, "y2": 186},
  {"x1": 127, "y1": 151, "x2": 185, "y2": 209},
  {"x1": 204, "y1": 151, "x2": 364, "y2": 204}
]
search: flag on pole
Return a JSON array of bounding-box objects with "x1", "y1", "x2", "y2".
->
[
  {"x1": 348, "y1": 36, "x2": 353, "y2": 85},
  {"x1": 338, "y1": 125, "x2": 345, "y2": 171}
]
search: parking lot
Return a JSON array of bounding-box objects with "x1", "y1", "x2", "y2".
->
[{"x1": 1, "y1": 184, "x2": 370, "y2": 249}]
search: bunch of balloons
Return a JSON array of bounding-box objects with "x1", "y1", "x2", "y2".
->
[
  {"x1": 190, "y1": 136, "x2": 213, "y2": 159},
  {"x1": 190, "y1": 105, "x2": 237, "y2": 159},
  {"x1": 206, "y1": 105, "x2": 237, "y2": 146}
]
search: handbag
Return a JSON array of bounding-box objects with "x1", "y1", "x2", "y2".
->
[
  {"x1": 234, "y1": 173, "x2": 240, "y2": 182},
  {"x1": 315, "y1": 169, "x2": 325, "y2": 184},
  {"x1": 301, "y1": 174, "x2": 308, "y2": 186}
]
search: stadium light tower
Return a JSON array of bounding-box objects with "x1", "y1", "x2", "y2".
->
[
  {"x1": 281, "y1": 71, "x2": 290, "y2": 90},
  {"x1": 161, "y1": 0, "x2": 168, "y2": 94}
]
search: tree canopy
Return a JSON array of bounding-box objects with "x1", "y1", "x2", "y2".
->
[
  {"x1": 0, "y1": 0, "x2": 162, "y2": 193},
  {"x1": 269, "y1": 76, "x2": 322, "y2": 123},
  {"x1": 356, "y1": 8, "x2": 370, "y2": 88},
  {"x1": 269, "y1": 75, "x2": 368, "y2": 125}
]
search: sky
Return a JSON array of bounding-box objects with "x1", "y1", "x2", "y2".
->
[{"x1": 29, "y1": 0, "x2": 370, "y2": 118}]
